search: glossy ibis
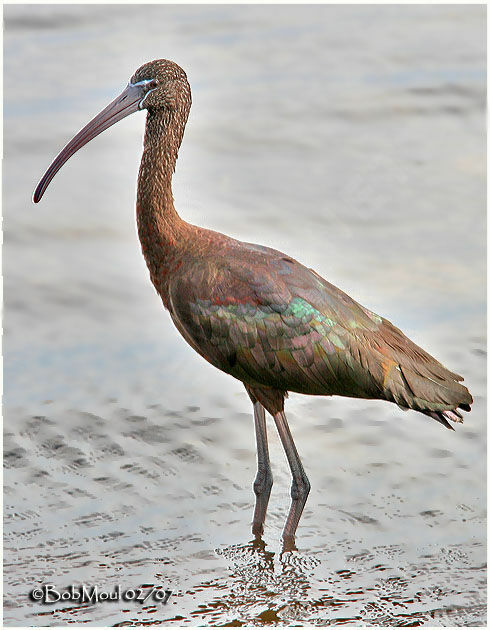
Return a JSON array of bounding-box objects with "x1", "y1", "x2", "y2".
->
[{"x1": 34, "y1": 59, "x2": 472, "y2": 544}]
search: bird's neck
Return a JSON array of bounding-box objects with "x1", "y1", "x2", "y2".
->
[{"x1": 136, "y1": 109, "x2": 191, "y2": 305}]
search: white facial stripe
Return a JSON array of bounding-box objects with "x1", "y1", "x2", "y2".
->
[
  {"x1": 129, "y1": 78, "x2": 158, "y2": 109},
  {"x1": 130, "y1": 79, "x2": 156, "y2": 88}
]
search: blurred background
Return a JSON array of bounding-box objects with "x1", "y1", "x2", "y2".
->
[{"x1": 4, "y1": 4, "x2": 486, "y2": 626}]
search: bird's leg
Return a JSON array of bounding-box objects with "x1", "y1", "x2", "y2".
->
[
  {"x1": 273, "y1": 410, "x2": 310, "y2": 543},
  {"x1": 252, "y1": 401, "x2": 273, "y2": 536}
]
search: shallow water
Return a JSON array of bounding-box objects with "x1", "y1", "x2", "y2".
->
[{"x1": 4, "y1": 4, "x2": 486, "y2": 626}]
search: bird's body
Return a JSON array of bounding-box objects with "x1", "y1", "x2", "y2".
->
[
  {"x1": 159, "y1": 227, "x2": 470, "y2": 425},
  {"x1": 34, "y1": 59, "x2": 472, "y2": 544}
]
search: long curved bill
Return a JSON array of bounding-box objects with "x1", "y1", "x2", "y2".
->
[{"x1": 33, "y1": 82, "x2": 148, "y2": 203}]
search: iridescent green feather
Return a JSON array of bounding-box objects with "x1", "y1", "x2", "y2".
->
[{"x1": 169, "y1": 245, "x2": 472, "y2": 416}]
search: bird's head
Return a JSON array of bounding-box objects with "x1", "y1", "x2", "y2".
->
[
  {"x1": 33, "y1": 59, "x2": 190, "y2": 203},
  {"x1": 130, "y1": 59, "x2": 191, "y2": 114}
]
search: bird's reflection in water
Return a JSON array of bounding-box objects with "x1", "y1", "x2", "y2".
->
[{"x1": 186, "y1": 536, "x2": 320, "y2": 624}]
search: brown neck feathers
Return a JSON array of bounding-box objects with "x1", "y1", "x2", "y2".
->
[{"x1": 136, "y1": 104, "x2": 190, "y2": 304}]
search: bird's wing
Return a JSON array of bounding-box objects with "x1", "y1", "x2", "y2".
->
[{"x1": 168, "y1": 242, "x2": 472, "y2": 413}]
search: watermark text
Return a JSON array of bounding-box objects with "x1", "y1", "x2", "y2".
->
[{"x1": 29, "y1": 584, "x2": 172, "y2": 605}]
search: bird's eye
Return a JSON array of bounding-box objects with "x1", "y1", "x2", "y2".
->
[{"x1": 148, "y1": 80, "x2": 158, "y2": 90}]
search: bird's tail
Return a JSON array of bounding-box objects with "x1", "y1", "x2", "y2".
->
[
  {"x1": 369, "y1": 317, "x2": 473, "y2": 430},
  {"x1": 393, "y1": 360, "x2": 472, "y2": 430},
  {"x1": 423, "y1": 403, "x2": 471, "y2": 431}
]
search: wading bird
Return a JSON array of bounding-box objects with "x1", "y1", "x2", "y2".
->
[{"x1": 34, "y1": 60, "x2": 472, "y2": 544}]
